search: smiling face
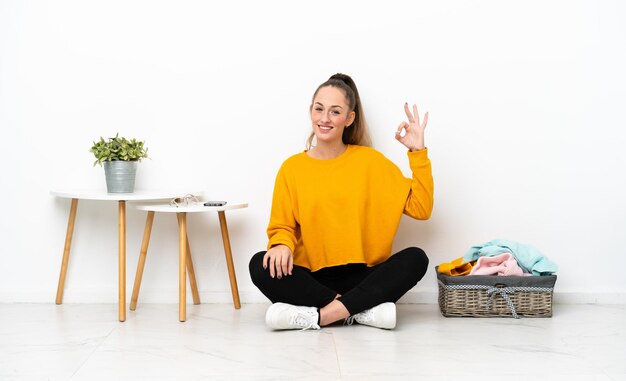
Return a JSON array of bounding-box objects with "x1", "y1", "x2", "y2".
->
[{"x1": 310, "y1": 86, "x2": 356, "y2": 146}]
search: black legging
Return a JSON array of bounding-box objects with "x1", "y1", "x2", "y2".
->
[{"x1": 248, "y1": 247, "x2": 429, "y2": 315}]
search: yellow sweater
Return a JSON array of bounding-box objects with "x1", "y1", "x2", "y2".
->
[{"x1": 267, "y1": 145, "x2": 434, "y2": 272}]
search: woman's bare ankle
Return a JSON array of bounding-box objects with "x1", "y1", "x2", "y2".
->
[{"x1": 319, "y1": 299, "x2": 350, "y2": 326}]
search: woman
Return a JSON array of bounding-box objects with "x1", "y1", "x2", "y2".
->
[{"x1": 249, "y1": 73, "x2": 433, "y2": 330}]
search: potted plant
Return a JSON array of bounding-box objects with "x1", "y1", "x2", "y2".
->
[{"x1": 90, "y1": 133, "x2": 149, "y2": 193}]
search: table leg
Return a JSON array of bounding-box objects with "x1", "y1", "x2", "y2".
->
[
  {"x1": 177, "y1": 212, "x2": 187, "y2": 322},
  {"x1": 130, "y1": 211, "x2": 155, "y2": 311},
  {"x1": 56, "y1": 198, "x2": 78, "y2": 304},
  {"x1": 185, "y1": 236, "x2": 201, "y2": 305},
  {"x1": 218, "y1": 211, "x2": 241, "y2": 309},
  {"x1": 119, "y1": 200, "x2": 126, "y2": 322}
]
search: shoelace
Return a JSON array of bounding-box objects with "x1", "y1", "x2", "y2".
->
[
  {"x1": 344, "y1": 309, "x2": 373, "y2": 326},
  {"x1": 291, "y1": 311, "x2": 320, "y2": 331}
]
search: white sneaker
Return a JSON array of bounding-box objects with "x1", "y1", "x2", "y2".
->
[
  {"x1": 265, "y1": 302, "x2": 321, "y2": 330},
  {"x1": 345, "y1": 302, "x2": 396, "y2": 329}
]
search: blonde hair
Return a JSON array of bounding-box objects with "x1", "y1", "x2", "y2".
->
[{"x1": 306, "y1": 73, "x2": 372, "y2": 150}]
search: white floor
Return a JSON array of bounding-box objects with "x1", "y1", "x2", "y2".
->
[{"x1": 0, "y1": 303, "x2": 625, "y2": 381}]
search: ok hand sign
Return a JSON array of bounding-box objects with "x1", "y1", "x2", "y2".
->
[{"x1": 395, "y1": 103, "x2": 428, "y2": 152}]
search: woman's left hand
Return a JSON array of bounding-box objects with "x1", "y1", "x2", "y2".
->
[{"x1": 395, "y1": 103, "x2": 428, "y2": 151}]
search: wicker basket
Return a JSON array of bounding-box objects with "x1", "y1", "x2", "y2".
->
[{"x1": 436, "y1": 267, "x2": 557, "y2": 318}]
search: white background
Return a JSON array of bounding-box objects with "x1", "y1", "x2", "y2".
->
[{"x1": 1, "y1": 0, "x2": 624, "y2": 304}]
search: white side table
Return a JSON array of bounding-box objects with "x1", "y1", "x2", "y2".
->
[
  {"x1": 50, "y1": 190, "x2": 201, "y2": 322},
  {"x1": 132, "y1": 202, "x2": 248, "y2": 322}
]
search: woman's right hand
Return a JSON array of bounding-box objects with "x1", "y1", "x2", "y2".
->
[{"x1": 263, "y1": 244, "x2": 293, "y2": 279}]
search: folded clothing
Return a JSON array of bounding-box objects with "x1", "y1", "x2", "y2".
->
[
  {"x1": 469, "y1": 253, "x2": 524, "y2": 276},
  {"x1": 438, "y1": 257, "x2": 475, "y2": 276}
]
